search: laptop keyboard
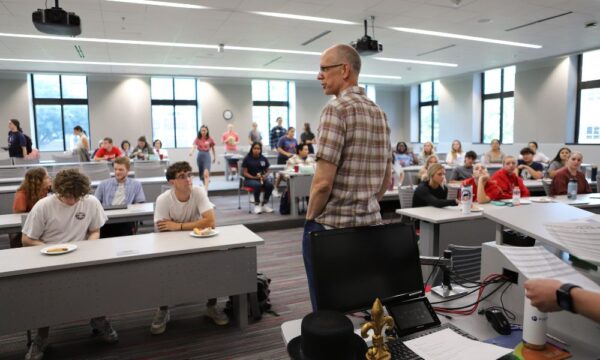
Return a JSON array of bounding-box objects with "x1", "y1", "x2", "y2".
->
[{"x1": 387, "y1": 323, "x2": 478, "y2": 360}]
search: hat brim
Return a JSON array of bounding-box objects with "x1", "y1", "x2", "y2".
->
[{"x1": 287, "y1": 333, "x2": 368, "y2": 360}]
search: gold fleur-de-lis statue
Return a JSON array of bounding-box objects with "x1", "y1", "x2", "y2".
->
[{"x1": 360, "y1": 298, "x2": 394, "y2": 360}]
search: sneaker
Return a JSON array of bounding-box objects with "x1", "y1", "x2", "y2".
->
[
  {"x1": 25, "y1": 336, "x2": 48, "y2": 360},
  {"x1": 206, "y1": 305, "x2": 230, "y2": 326},
  {"x1": 272, "y1": 189, "x2": 281, "y2": 198},
  {"x1": 261, "y1": 204, "x2": 274, "y2": 213},
  {"x1": 254, "y1": 204, "x2": 263, "y2": 214},
  {"x1": 150, "y1": 308, "x2": 170, "y2": 335},
  {"x1": 90, "y1": 318, "x2": 119, "y2": 344}
]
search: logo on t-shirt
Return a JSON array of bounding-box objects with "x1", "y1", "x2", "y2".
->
[
  {"x1": 260, "y1": 161, "x2": 266, "y2": 167},
  {"x1": 75, "y1": 212, "x2": 86, "y2": 220}
]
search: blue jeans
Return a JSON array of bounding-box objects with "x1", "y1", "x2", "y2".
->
[
  {"x1": 302, "y1": 219, "x2": 326, "y2": 311},
  {"x1": 243, "y1": 179, "x2": 274, "y2": 204}
]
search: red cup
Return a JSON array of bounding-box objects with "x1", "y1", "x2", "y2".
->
[
  {"x1": 159, "y1": 154, "x2": 164, "y2": 160},
  {"x1": 294, "y1": 165, "x2": 299, "y2": 173}
]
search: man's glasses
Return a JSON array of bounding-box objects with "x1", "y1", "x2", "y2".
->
[
  {"x1": 319, "y1": 63, "x2": 344, "y2": 73},
  {"x1": 175, "y1": 173, "x2": 193, "y2": 180}
]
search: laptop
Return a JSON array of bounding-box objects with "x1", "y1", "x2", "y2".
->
[
  {"x1": 102, "y1": 203, "x2": 128, "y2": 211},
  {"x1": 310, "y1": 222, "x2": 476, "y2": 360}
]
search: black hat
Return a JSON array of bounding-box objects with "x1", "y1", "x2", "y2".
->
[{"x1": 287, "y1": 310, "x2": 368, "y2": 360}]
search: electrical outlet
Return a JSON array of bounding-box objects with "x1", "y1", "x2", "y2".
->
[{"x1": 502, "y1": 268, "x2": 518, "y2": 284}]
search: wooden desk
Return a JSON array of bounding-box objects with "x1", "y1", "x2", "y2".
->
[{"x1": 0, "y1": 224, "x2": 263, "y2": 335}]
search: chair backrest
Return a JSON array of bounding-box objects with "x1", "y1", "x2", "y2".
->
[
  {"x1": 0, "y1": 167, "x2": 27, "y2": 178},
  {"x1": 48, "y1": 164, "x2": 80, "y2": 178},
  {"x1": 448, "y1": 244, "x2": 482, "y2": 283},
  {"x1": 12, "y1": 157, "x2": 40, "y2": 165},
  {"x1": 133, "y1": 161, "x2": 166, "y2": 178},
  {"x1": 80, "y1": 163, "x2": 111, "y2": 181},
  {"x1": 0, "y1": 158, "x2": 14, "y2": 166},
  {"x1": 542, "y1": 179, "x2": 552, "y2": 197},
  {"x1": 52, "y1": 153, "x2": 80, "y2": 163},
  {"x1": 398, "y1": 185, "x2": 415, "y2": 209}
]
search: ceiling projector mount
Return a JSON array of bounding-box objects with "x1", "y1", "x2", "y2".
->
[
  {"x1": 351, "y1": 16, "x2": 383, "y2": 56},
  {"x1": 32, "y1": 0, "x2": 81, "y2": 36}
]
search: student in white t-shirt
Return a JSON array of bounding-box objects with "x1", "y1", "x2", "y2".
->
[
  {"x1": 150, "y1": 161, "x2": 227, "y2": 335},
  {"x1": 21, "y1": 169, "x2": 115, "y2": 360}
]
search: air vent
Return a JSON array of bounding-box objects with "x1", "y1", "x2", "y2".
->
[
  {"x1": 505, "y1": 11, "x2": 572, "y2": 32},
  {"x1": 263, "y1": 56, "x2": 282, "y2": 67},
  {"x1": 301, "y1": 30, "x2": 331, "y2": 46},
  {"x1": 417, "y1": 44, "x2": 456, "y2": 57}
]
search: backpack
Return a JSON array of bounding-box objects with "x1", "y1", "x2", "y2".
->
[
  {"x1": 279, "y1": 189, "x2": 290, "y2": 215},
  {"x1": 225, "y1": 273, "x2": 278, "y2": 321},
  {"x1": 24, "y1": 134, "x2": 33, "y2": 154}
]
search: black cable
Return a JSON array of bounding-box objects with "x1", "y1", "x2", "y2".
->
[
  {"x1": 431, "y1": 274, "x2": 506, "y2": 305},
  {"x1": 449, "y1": 269, "x2": 505, "y2": 286},
  {"x1": 434, "y1": 280, "x2": 508, "y2": 311},
  {"x1": 498, "y1": 282, "x2": 516, "y2": 320},
  {"x1": 424, "y1": 259, "x2": 440, "y2": 287}
]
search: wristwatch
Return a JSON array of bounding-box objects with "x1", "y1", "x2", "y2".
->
[{"x1": 556, "y1": 283, "x2": 581, "y2": 313}]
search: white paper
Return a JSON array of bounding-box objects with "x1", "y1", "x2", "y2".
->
[
  {"x1": 403, "y1": 328, "x2": 512, "y2": 360},
  {"x1": 496, "y1": 245, "x2": 600, "y2": 291},
  {"x1": 544, "y1": 216, "x2": 600, "y2": 265}
]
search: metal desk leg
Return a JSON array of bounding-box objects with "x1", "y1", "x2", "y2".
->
[
  {"x1": 495, "y1": 223, "x2": 504, "y2": 245},
  {"x1": 231, "y1": 294, "x2": 248, "y2": 329}
]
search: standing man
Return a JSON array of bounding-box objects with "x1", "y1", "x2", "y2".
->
[
  {"x1": 269, "y1": 116, "x2": 286, "y2": 151},
  {"x1": 94, "y1": 137, "x2": 123, "y2": 161},
  {"x1": 150, "y1": 161, "x2": 228, "y2": 335},
  {"x1": 304, "y1": 44, "x2": 392, "y2": 310},
  {"x1": 21, "y1": 169, "x2": 116, "y2": 360},
  {"x1": 94, "y1": 156, "x2": 146, "y2": 237}
]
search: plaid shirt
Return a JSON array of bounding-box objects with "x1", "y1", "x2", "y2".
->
[{"x1": 315, "y1": 86, "x2": 391, "y2": 228}]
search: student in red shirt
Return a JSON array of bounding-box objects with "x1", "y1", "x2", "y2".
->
[
  {"x1": 94, "y1": 137, "x2": 123, "y2": 161},
  {"x1": 461, "y1": 163, "x2": 489, "y2": 203},
  {"x1": 482, "y1": 156, "x2": 530, "y2": 201}
]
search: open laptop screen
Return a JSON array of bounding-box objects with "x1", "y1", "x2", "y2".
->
[{"x1": 310, "y1": 222, "x2": 423, "y2": 314}]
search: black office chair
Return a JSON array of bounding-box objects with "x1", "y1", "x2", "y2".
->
[{"x1": 430, "y1": 245, "x2": 482, "y2": 286}]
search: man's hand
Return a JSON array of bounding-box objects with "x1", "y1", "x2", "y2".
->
[
  {"x1": 156, "y1": 220, "x2": 181, "y2": 232},
  {"x1": 524, "y1": 279, "x2": 562, "y2": 312}
]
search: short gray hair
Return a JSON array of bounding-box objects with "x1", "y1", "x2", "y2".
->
[{"x1": 331, "y1": 44, "x2": 361, "y2": 74}]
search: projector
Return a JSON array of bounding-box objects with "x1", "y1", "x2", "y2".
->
[
  {"x1": 32, "y1": 1, "x2": 81, "y2": 36},
  {"x1": 351, "y1": 19, "x2": 382, "y2": 56}
]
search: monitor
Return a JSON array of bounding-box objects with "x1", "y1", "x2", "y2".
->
[{"x1": 310, "y1": 222, "x2": 424, "y2": 313}]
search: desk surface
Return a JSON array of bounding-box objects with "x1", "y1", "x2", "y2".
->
[
  {"x1": 0, "y1": 224, "x2": 263, "y2": 278},
  {"x1": 0, "y1": 176, "x2": 166, "y2": 193}
]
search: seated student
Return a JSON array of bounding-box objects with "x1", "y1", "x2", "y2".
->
[
  {"x1": 276, "y1": 127, "x2": 298, "y2": 165},
  {"x1": 273, "y1": 143, "x2": 315, "y2": 197},
  {"x1": 550, "y1": 151, "x2": 592, "y2": 196},
  {"x1": 417, "y1": 154, "x2": 439, "y2": 182},
  {"x1": 449, "y1": 150, "x2": 477, "y2": 182},
  {"x1": 481, "y1": 156, "x2": 530, "y2": 201},
  {"x1": 517, "y1": 147, "x2": 543, "y2": 180},
  {"x1": 151, "y1": 161, "x2": 226, "y2": 335},
  {"x1": 445, "y1": 139, "x2": 465, "y2": 166},
  {"x1": 546, "y1": 147, "x2": 571, "y2": 179},
  {"x1": 21, "y1": 169, "x2": 115, "y2": 360},
  {"x1": 91, "y1": 139, "x2": 103, "y2": 159},
  {"x1": 94, "y1": 157, "x2": 146, "y2": 237},
  {"x1": 153, "y1": 139, "x2": 169, "y2": 160},
  {"x1": 94, "y1": 137, "x2": 123, "y2": 161},
  {"x1": 527, "y1": 141, "x2": 549, "y2": 163},
  {"x1": 11, "y1": 168, "x2": 52, "y2": 248},
  {"x1": 461, "y1": 163, "x2": 489, "y2": 203},
  {"x1": 242, "y1": 142, "x2": 274, "y2": 214},
  {"x1": 483, "y1": 138, "x2": 505, "y2": 164},
  {"x1": 394, "y1": 141, "x2": 418, "y2": 166},
  {"x1": 417, "y1": 141, "x2": 436, "y2": 165},
  {"x1": 412, "y1": 164, "x2": 459, "y2": 208},
  {"x1": 130, "y1": 135, "x2": 155, "y2": 160}
]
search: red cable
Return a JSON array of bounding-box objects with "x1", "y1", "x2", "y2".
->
[{"x1": 433, "y1": 273, "x2": 507, "y2": 316}]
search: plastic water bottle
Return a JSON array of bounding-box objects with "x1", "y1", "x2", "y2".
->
[
  {"x1": 567, "y1": 178, "x2": 577, "y2": 200},
  {"x1": 461, "y1": 185, "x2": 473, "y2": 215},
  {"x1": 512, "y1": 187, "x2": 521, "y2": 206}
]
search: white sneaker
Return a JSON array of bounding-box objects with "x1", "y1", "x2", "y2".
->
[
  {"x1": 254, "y1": 204, "x2": 263, "y2": 214},
  {"x1": 206, "y1": 305, "x2": 230, "y2": 326},
  {"x1": 261, "y1": 204, "x2": 274, "y2": 213},
  {"x1": 150, "y1": 308, "x2": 170, "y2": 335},
  {"x1": 272, "y1": 189, "x2": 281, "y2": 198}
]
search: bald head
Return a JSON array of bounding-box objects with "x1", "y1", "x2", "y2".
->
[{"x1": 326, "y1": 44, "x2": 361, "y2": 74}]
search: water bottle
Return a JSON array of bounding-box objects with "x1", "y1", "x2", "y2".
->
[
  {"x1": 567, "y1": 178, "x2": 577, "y2": 200},
  {"x1": 461, "y1": 185, "x2": 473, "y2": 215},
  {"x1": 512, "y1": 186, "x2": 521, "y2": 206},
  {"x1": 523, "y1": 298, "x2": 548, "y2": 350}
]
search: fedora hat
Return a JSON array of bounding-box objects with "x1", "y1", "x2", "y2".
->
[{"x1": 287, "y1": 310, "x2": 368, "y2": 360}]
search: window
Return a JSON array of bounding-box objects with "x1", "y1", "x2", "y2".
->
[
  {"x1": 481, "y1": 66, "x2": 515, "y2": 144},
  {"x1": 150, "y1": 77, "x2": 200, "y2": 148},
  {"x1": 359, "y1": 83, "x2": 376, "y2": 102},
  {"x1": 30, "y1": 74, "x2": 90, "y2": 151},
  {"x1": 575, "y1": 50, "x2": 600, "y2": 144},
  {"x1": 418, "y1": 80, "x2": 439, "y2": 143},
  {"x1": 251, "y1": 80, "x2": 296, "y2": 145}
]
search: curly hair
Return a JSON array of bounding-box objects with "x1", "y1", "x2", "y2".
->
[
  {"x1": 166, "y1": 161, "x2": 192, "y2": 181},
  {"x1": 52, "y1": 169, "x2": 91, "y2": 199},
  {"x1": 17, "y1": 167, "x2": 49, "y2": 207}
]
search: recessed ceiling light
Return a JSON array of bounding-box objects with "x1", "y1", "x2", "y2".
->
[
  {"x1": 0, "y1": 57, "x2": 401, "y2": 80},
  {"x1": 390, "y1": 26, "x2": 542, "y2": 49},
  {"x1": 251, "y1": 11, "x2": 356, "y2": 25},
  {"x1": 374, "y1": 57, "x2": 457, "y2": 67},
  {"x1": 105, "y1": 0, "x2": 210, "y2": 9}
]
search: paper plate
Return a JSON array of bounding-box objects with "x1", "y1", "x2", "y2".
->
[
  {"x1": 189, "y1": 229, "x2": 219, "y2": 238},
  {"x1": 41, "y1": 243, "x2": 78, "y2": 255}
]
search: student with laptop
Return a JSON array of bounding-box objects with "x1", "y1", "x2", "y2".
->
[{"x1": 94, "y1": 156, "x2": 146, "y2": 237}]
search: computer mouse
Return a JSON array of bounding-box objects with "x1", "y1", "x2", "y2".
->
[{"x1": 485, "y1": 308, "x2": 511, "y2": 335}]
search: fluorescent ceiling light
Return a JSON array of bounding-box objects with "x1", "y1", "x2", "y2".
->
[
  {"x1": 251, "y1": 11, "x2": 356, "y2": 25},
  {"x1": 0, "y1": 57, "x2": 400, "y2": 79},
  {"x1": 375, "y1": 57, "x2": 457, "y2": 67},
  {"x1": 105, "y1": 0, "x2": 210, "y2": 9},
  {"x1": 390, "y1": 26, "x2": 542, "y2": 49}
]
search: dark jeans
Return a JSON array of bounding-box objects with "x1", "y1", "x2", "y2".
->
[
  {"x1": 244, "y1": 179, "x2": 273, "y2": 204},
  {"x1": 302, "y1": 220, "x2": 326, "y2": 311}
]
